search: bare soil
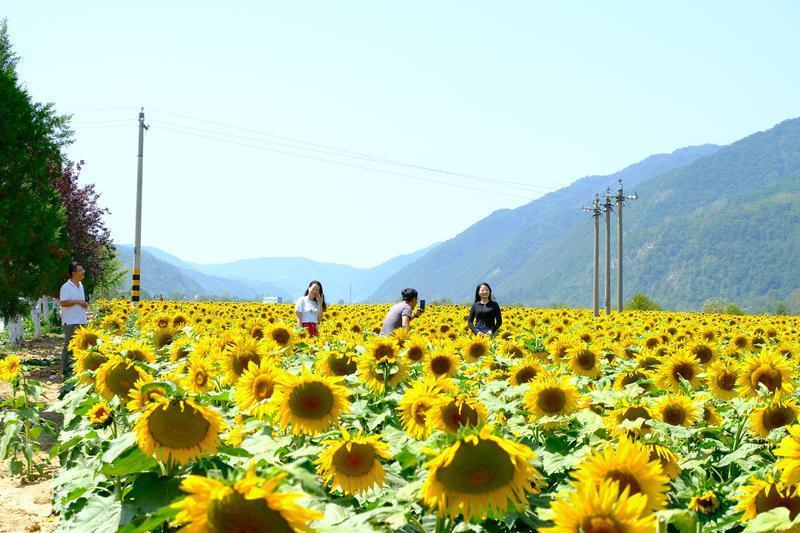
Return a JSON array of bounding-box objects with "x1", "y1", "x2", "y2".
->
[{"x1": 0, "y1": 336, "x2": 64, "y2": 533}]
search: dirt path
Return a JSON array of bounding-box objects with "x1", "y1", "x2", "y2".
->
[{"x1": 0, "y1": 337, "x2": 63, "y2": 533}]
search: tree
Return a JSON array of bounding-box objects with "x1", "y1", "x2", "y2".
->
[
  {"x1": 0, "y1": 20, "x2": 71, "y2": 318},
  {"x1": 51, "y1": 160, "x2": 116, "y2": 296},
  {"x1": 702, "y1": 297, "x2": 745, "y2": 315},
  {"x1": 625, "y1": 293, "x2": 661, "y2": 311}
]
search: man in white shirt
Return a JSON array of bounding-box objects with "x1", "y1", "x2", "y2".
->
[{"x1": 59, "y1": 262, "x2": 88, "y2": 379}]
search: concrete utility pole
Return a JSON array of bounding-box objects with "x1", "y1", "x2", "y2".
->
[
  {"x1": 132, "y1": 108, "x2": 148, "y2": 305},
  {"x1": 582, "y1": 196, "x2": 602, "y2": 317},
  {"x1": 615, "y1": 179, "x2": 638, "y2": 311},
  {"x1": 604, "y1": 190, "x2": 613, "y2": 314}
]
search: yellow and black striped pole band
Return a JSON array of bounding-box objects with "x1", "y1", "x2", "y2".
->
[{"x1": 132, "y1": 269, "x2": 141, "y2": 301}]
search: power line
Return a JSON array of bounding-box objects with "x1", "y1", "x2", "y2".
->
[
  {"x1": 153, "y1": 124, "x2": 534, "y2": 200},
  {"x1": 147, "y1": 107, "x2": 558, "y2": 194}
]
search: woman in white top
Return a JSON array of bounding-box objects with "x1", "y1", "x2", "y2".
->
[{"x1": 295, "y1": 280, "x2": 327, "y2": 337}]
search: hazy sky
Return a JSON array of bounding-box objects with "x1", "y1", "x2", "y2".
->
[{"x1": 4, "y1": 2, "x2": 799, "y2": 267}]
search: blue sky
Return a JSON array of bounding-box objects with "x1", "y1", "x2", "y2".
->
[{"x1": 4, "y1": 2, "x2": 799, "y2": 267}]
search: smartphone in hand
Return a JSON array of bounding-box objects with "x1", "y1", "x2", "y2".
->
[{"x1": 419, "y1": 299, "x2": 426, "y2": 311}]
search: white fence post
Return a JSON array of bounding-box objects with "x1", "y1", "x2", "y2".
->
[{"x1": 32, "y1": 297, "x2": 42, "y2": 339}]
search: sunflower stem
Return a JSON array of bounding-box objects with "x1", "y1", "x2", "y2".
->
[{"x1": 407, "y1": 513, "x2": 425, "y2": 533}]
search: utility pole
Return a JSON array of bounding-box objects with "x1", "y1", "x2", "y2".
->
[
  {"x1": 582, "y1": 196, "x2": 602, "y2": 317},
  {"x1": 132, "y1": 108, "x2": 148, "y2": 305},
  {"x1": 615, "y1": 179, "x2": 638, "y2": 311},
  {"x1": 604, "y1": 190, "x2": 613, "y2": 314}
]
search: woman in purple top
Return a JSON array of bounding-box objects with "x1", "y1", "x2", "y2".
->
[{"x1": 468, "y1": 282, "x2": 502, "y2": 336}]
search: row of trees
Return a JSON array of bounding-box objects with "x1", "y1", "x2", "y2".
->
[{"x1": 1, "y1": 20, "x2": 119, "y2": 324}]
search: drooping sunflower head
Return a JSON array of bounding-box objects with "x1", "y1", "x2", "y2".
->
[
  {"x1": 613, "y1": 368, "x2": 652, "y2": 391},
  {"x1": 749, "y1": 399, "x2": 800, "y2": 439},
  {"x1": 397, "y1": 377, "x2": 455, "y2": 440},
  {"x1": 571, "y1": 437, "x2": 669, "y2": 512},
  {"x1": 73, "y1": 347, "x2": 109, "y2": 379},
  {"x1": 687, "y1": 341, "x2": 716, "y2": 365},
  {"x1": 427, "y1": 395, "x2": 487, "y2": 434},
  {"x1": 737, "y1": 475, "x2": 800, "y2": 522},
  {"x1": 653, "y1": 394, "x2": 700, "y2": 428},
  {"x1": 689, "y1": 491, "x2": 720, "y2": 515},
  {"x1": 653, "y1": 351, "x2": 704, "y2": 392},
  {"x1": 171, "y1": 469, "x2": 322, "y2": 532},
  {"x1": 421, "y1": 425, "x2": 542, "y2": 522},
  {"x1": 100, "y1": 313, "x2": 126, "y2": 335},
  {"x1": 275, "y1": 368, "x2": 351, "y2": 436},
  {"x1": 541, "y1": 479, "x2": 655, "y2": 533},
  {"x1": 737, "y1": 347, "x2": 797, "y2": 399},
  {"x1": 605, "y1": 401, "x2": 654, "y2": 439},
  {"x1": 648, "y1": 444, "x2": 681, "y2": 480},
  {"x1": 234, "y1": 358, "x2": 283, "y2": 418},
  {"x1": 134, "y1": 396, "x2": 224, "y2": 465},
  {"x1": 95, "y1": 356, "x2": 152, "y2": 402},
  {"x1": 315, "y1": 350, "x2": 358, "y2": 377},
  {"x1": 168, "y1": 336, "x2": 193, "y2": 362},
  {"x1": 316, "y1": 429, "x2": 392, "y2": 496},
  {"x1": 424, "y1": 350, "x2": 461, "y2": 379},
  {"x1": 525, "y1": 374, "x2": 581, "y2": 423}
]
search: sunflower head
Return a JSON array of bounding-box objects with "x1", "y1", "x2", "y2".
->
[
  {"x1": 653, "y1": 351, "x2": 704, "y2": 392},
  {"x1": 737, "y1": 475, "x2": 800, "y2": 522},
  {"x1": 460, "y1": 337, "x2": 490, "y2": 363},
  {"x1": 508, "y1": 357, "x2": 544, "y2": 386},
  {"x1": 171, "y1": 469, "x2": 322, "y2": 532},
  {"x1": 749, "y1": 400, "x2": 800, "y2": 439},
  {"x1": 87, "y1": 400, "x2": 112, "y2": 426},
  {"x1": 266, "y1": 323, "x2": 295, "y2": 348},
  {"x1": 425, "y1": 350, "x2": 460, "y2": 379},
  {"x1": 654, "y1": 395, "x2": 700, "y2": 427},
  {"x1": 315, "y1": 350, "x2": 358, "y2": 377},
  {"x1": 427, "y1": 395, "x2": 487, "y2": 434},
  {"x1": 357, "y1": 352, "x2": 408, "y2": 394},
  {"x1": 95, "y1": 356, "x2": 152, "y2": 402},
  {"x1": 525, "y1": 374, "x2": 581, "y2": 424},
  {"x1": 738, "y1": 347, "x2": 796, "y2": 399},
  {"x1": 421, "y1": 425, "x2": 542, "y2": 522},
  {"x1": 689, "y1": 491, "x2": 720, "y2": 514},
  {"x1": 398, "y1": 377, "x2": 454, "y2": 440},
  {"x1": 316, "y1": 429, "x2": 392, "y2": 496},
  {"x1": 275, "y1": 368, "x2": 351, "y2": 436},
  {"x1": 234, "y1": 358, "x2": 282, "y2": 418},
  {"x1": 0, "y1": 355, "x2": 22, "y2": 382}
]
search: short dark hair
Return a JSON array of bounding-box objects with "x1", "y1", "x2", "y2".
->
[
  {"x1": 68, "y1": 262, "x2": 82, "y2": 275},
  {"x1": 401, "y1": 288, "x2": 418, "y2": 302}
]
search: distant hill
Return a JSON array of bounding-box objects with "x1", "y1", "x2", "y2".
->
[
  {"x1": 371, "y1": 118, "x2": 800, "y2": 312},
  {"x1": 114, "y1": 243, "x2": 437, "y2": 302},
  {"x1": 369, "y1": 144, "x2": 721, "y2": 304}
]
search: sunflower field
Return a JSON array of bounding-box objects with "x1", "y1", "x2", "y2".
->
[{"x1": 3, "y1": 300, "x2": 800, "y2": 532}]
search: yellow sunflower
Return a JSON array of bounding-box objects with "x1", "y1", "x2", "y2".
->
[
  {"x1": 571, "y1": 437, "x2": 669, "y2": 512},
  {"x1": 115, "y1": 338, "x2": 156, "y2": 363},
  {"x1": 460, "y1": 336, "x2": 491, "y2": 363},
  {"x1": 420, "y1": 425, "x2": 542, "y2": 522},
  {"x1": 126, "y1": 377, "x2": 167, "y2": 412},
  {"x1": 95, "y1": 356, "x2": 152, "y2": 402},
  {"x1": 234, "y1": 359, "x2": 282, "y2": 418},
  {"x1": 171, "y1": 468, "x2": 322, "y2": 532},
  {"x1": 73, "y1": 347, "x2": 109, "y2": 379},
  {"x1": 776, "y1": 425, "x2": 800, "y2": 484},
  {"x1": 427, "y1": 395, "x2": 488, "y2": 434},
  {"x1": 737, "y1": 347, "x2": 796, "y2": 399},
  {"x1": 265, "y1": 323, "x2": 295, "y2": 348},
  {"x1": 605, "y1": 401, "x2": 654, "y2": 438},
  {"x1": 689, "y1": 491, "x2": 720, "y2": 514},
  {"x1": 525, "y1": 375, "x2": 581, "y2": 423},
  {"x1": 653, "y1": 351, "x2": 704, "y2": 392},
  {"x1": 707, "y1": 358, "x2": 740, "y2": 400},
  {"x1": 612, "y1": 368, "x2": 652, "y2": 391},
  {"x1": 274, "y1": 368, "x2": 350, "y2": 436},
  {"x1": 87, "y1": 400, "x2": 112, "y2": 426},
  {"x1": 134, "y1": 396, "x2": 224, "y2": 465},
  {"x1": 397, "y1": 377, "x2": 454, "y2": 440},
  {"x1": 223, "y1": 336, "x2": 272, "y2": 385},
  {"x1": 404, "y1": 335, "x2": 427, "y2": 362},
  {"x1": 424, "y1": 350, "x2": 461, "y2": 379},
  {"x1": 653, "y1": 395, "x2": 700, "y2": 427},
  {"x1": 366, "y1": 338, "x2": 399, "y2": 361},
  {"x1": 68, "y1": 325, "x2": 106, "y2": 352},
  {"x1": 169, "y1": 336, "x2": 193, "y2": 362},
  {"x1": 565, "y1": 344, "x2": 602, "y2": 378},
  {"x1": 737, "y1": 475, "x2": 800, "y2": 522},
  {"x1": 508, "y1": 357, "x2": 545, "y2": 386},
  {"x1": 316, "y1": 429, "x2": 392, "y2": 496},
  {"x1": 356, "y1": 351, "x2": 408, "y2": 394},
  {"x1": 648, "y1": 444, "x2": 681, "y2": 480},
  {"x1": 749, "y1": 399, "x2": 800, "y2": 439},
  {"x1": 0, "y1": 355, "x2": 22, "y2": 381},
  {"x1": 541, "y1": 479, "x2": 655, "y2": 533},
  {"x1": 182, "y1": 357, "x2": 217, "y2": 395},
  {"x1": 687, "y1": 340, "x2": 716, "y2": 365},
  {"x1": 315, "y1": 350, "x2": 358, "y2": 377}
]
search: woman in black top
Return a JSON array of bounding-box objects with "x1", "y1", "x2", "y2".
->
[{"x1": 468, "y1": 282, "x2": 502, "y2": 335}]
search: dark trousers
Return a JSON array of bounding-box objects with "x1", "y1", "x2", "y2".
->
[{"x1": 61, "y1": 323, "x2": 84, "y2": 379}]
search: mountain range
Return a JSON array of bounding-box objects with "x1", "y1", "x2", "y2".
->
[{"x1": 112, "y1": 117, "x2": 800, "y2": 312}]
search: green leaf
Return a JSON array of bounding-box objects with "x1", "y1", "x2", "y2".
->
[
  {"x1": 102, "y1": 433, "x2": 137, "y2": 463},
  {"x1": 655, "y1": 509, "x2": 697, "y2": 533},
  {"x1": 717, "y1": 443, "x2": 761, "y2": 467},
  {"x1": 124, "y1": 472, "x2": 183, "y2": 514},
  {"x1": 102, "y1": 445, "x2": 158, "y2": 476},
  {"x1": 743, "y1": 507, "x2": 799, "y2": 532},
  {"x1": 60, "y1": 493, "x2": 122, "y2": 533}
]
